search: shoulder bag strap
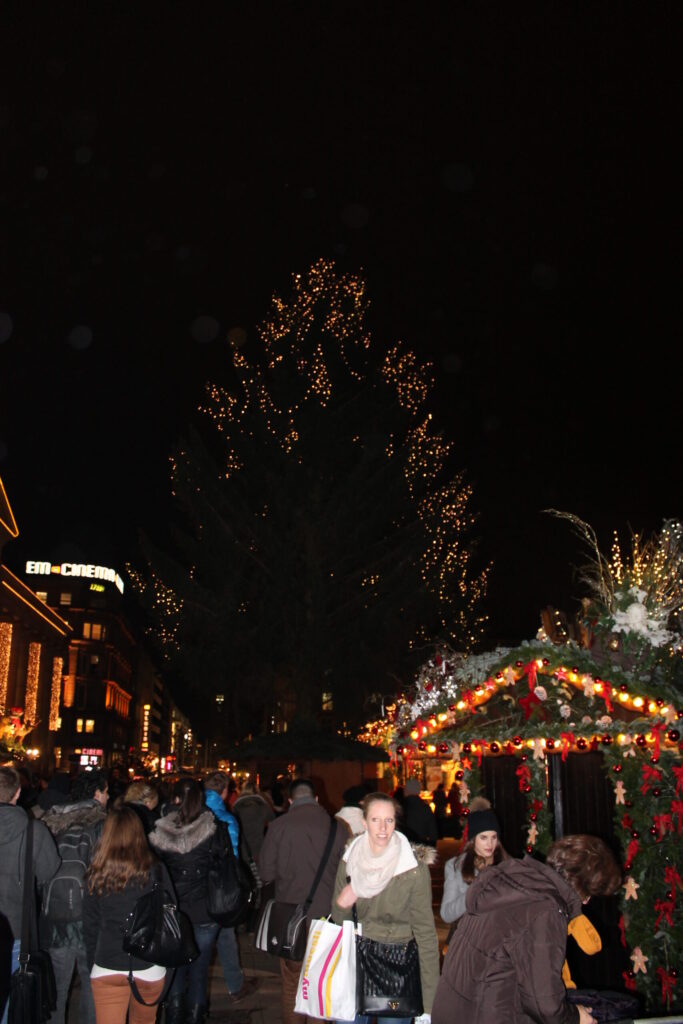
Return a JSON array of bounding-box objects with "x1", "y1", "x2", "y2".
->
[
  {"x1": 303, "y1": 818, "x2": 337, "y2": 911},
  {"x1": 19, "y1": 816, "x2": 36, "y2": 960}
]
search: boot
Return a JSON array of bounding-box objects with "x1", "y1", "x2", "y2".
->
[
  {"x1": 186, "y1": 1005, "x2": 206, "y2": 1024},
  {"x1": 164, "y1": 994, "x2": 186, "y2": 1024}
]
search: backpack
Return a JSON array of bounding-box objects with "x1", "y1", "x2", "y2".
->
[{"x1": 42, "y1": 826, "x2": 93, "y2": 923}]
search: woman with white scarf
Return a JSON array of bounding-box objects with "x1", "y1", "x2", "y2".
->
[{"x1": 332, "y1": 791, "x2": 439, "y2": 1024}]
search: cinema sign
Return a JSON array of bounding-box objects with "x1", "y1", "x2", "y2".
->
[{"x1": 26, "y1": 560, "x2": 125, "y2": 595}]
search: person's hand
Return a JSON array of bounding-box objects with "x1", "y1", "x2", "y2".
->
[
  {"x1": 577, "y1": 1005, "x2": 596, "y2": 1024},
  {"x1": 336, "y1": 882, "x2": 358, "y2": 908}
]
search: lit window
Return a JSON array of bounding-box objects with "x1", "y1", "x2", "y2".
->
[
  {"x1": 60, "y1": 593, "x2": 72, "y2": 606},
  {"x1": 83, "y1": 623, "x2": 91, "y2": 639},
  {"x1": 36, "y1": 592, "x2": 48, "y2": 603},
  {"x1": 91, "y1": 624, "x2": 103, "y2": 640},
  {"x1": 76, "y1": 718, "x2": 83, "y2": 732},
  {"x1": 85, "y1": 719, "x2": 95, "y2": 733},
  {"x1": 322, "y1": 691, "x2": 334, "y2": 711}
]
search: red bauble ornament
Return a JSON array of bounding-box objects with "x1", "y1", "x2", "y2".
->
[
  {"x1": 649, "y1": 827, "x2": 657, "y2": 836},
  {"x1": 424, "y1": 682, "x2": 433, "y2": 692},
  {"x1": 619, "y1": 683, "x2": 628, "y2": 692},
  {"x1": 650, "y1": 756, "x2": 659, "y2": 764},
  {"x1": 524, "y1": 784, "x2": 531, "y2": 793},
  {"x1": 652, "y1": 787, "x2": 661, "y2": 797},
  {"x1": 668, "y1": 729, "x2": 680, "y2": 742},
  {"x1": 461, "y1": 807, "x2": 469, "y2": 817},
  {"x1": 602, "y1": 734, "x2": 613, "y2": 745},
  {"x1": 625, "y1": 800, "x2": 633, "y2": 808},
  {"x1": 612, "y1": 764, "x2": 622, "y2": 773},
  {"x1": 489, "y1": 741, "x2": 500, "y2": 754},
  {"x1": 462, "y1": 743, "x2": 471, "y2": 754},
  {"x1": 513, "y1": 736, "x2": 522, "y2": 746},
  {"x1": 577, "y1": 738, "x2": 587, "y2": 750},
  {"x1": 542, "y1": 658, "x2": 550, "y2": 666},
  {"x1": 439, "y1": 742, "x2": 450, "y2": 754},
  {"x1": 666, "y1": 890, "x2": 674, "y2": 900},
  {"x1": 515, "y1": 660, "x2": 523, "y2": 668},
  {"x1": 526, "y1": 845, "x2": 533, "y2": 853},
  {"x1": 530, "y1": 813, "x2": 537, "y2": 822},
  {"x1": 546, "y1": 739, "x2": 555, "y2": 751},
  {"x1": 455, "y1": 770, "x2": 464, "y2": 781},
  {"x1": 630, "y1": 830, "x2": 639, "y2": 839},
  {"x1": 448, "y1": 704, "x2": 457, "y2": 712},
  {"x1": 636, "y1": 735, "x2": 646, "y2": 747},
  {"x1": 418, "y1": 741, "x2": 426, "y2": 751},
  {"x1": 671, "y1": 968, "x2": 678, "y2": 979},
  {"x1": 521, "y1": 754, "x2": 528, "y2": 762}
]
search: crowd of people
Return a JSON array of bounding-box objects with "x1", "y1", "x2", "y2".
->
[{"x1": 0, "y1": 764, "x2": 624, "y2": 1024}]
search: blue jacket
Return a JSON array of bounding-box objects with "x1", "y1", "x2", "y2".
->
[{"x1": 204, "y1": 789, "x2": 239, "y2": 856}]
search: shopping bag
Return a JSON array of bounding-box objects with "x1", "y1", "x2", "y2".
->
[{"x1": 295, "y1": 918, "x2": 359, "y2": 1022}]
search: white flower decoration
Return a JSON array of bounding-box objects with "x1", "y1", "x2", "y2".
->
[
  {"x1": 534, "y1": 686, "x2": 547, "y2": 701},
  {"x1": 560, "y1": 704, "x2": 572, "y2": 719}
]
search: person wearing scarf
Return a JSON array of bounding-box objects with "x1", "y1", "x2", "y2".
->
[{"x1": 332, "y1": 791, "x2": 439, "y2": 1024}]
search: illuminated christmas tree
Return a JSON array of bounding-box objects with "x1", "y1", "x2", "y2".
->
[{"x1": 129, "y1": 260, "x2": 488, "y2": 738}]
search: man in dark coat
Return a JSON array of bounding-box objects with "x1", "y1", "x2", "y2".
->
[
  {"x1": 0, "y1": 766, "x2": 60, "y2": 1024},
  {"x1": 258, "y1": 778, "x2": 347, "y2": 1024},
  {"x1": 432, "y1": 834, "x2": 621, "y2": 1024}
]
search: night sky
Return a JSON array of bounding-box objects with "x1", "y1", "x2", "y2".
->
[{"x1": 1, "y1": 5, "x2": 680, "y2": 646}]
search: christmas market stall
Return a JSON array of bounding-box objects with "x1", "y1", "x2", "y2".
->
[{"x1": 361, "y1": 518, "x2": 683, "y2": 1016}]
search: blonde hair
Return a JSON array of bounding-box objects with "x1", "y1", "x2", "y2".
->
[{"x1": 124, "y1": 781, "x2": 159, "y2": 808}]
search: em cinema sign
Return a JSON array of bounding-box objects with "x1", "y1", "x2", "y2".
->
[{"x1": 26, "y1": 560, "x2": 124, "y2": 595}]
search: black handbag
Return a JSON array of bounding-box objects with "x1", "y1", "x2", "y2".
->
[
  {"x1": 566, "y1": 988, "x2": 642, "y2": 1023},
  {"x1": 123, "y1": 864, "x2": 198, "y2": 1006},
  {"x1": 236, "y1": 828, "x2": 264, "y2": 933},
  {"x1": 9, "y1": 818, "x2": 57, "y2": 1024},
  {"x1": 352, "y1": 905, "x2": 423, "y2": 1019},
  {"x1": 206, "y1": 822, "x2": 255, "y2": 928},
  {"x1": 254, "y1": 818, "x2": 337, "y2": 961}
]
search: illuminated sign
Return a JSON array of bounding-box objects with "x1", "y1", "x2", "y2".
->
[
  {"x1": 142, "y1": 704, "x2": 150, "y2": 750},
  {"x1": 26, "y1": 561, "x2": 124, "y2": 594}
]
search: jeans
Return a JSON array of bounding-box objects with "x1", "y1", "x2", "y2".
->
[
  {"x1": 48, "y1": 944, "x2": 96, "y2": 1024},
  {"x1": 1, "y1": 941, "x2": 20, "y2": 1024},
  {"x1": 170, "y1": 922, "x2": 219, "y2": 1009},
  {"x1": 215, "y1": 926, "x2": 243, "y2": 994}
]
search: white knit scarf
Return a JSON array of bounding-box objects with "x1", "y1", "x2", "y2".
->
[{"x1": 344, "y1": 830, "x2": 416, "y2": 899}]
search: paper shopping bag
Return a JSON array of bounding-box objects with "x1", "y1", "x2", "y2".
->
[{"x1": 295, "y1": 918, "x2": 359, "y2": 1021}]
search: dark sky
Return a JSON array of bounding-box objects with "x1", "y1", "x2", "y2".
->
[{"x1": 0, "y1": 4, "x2": 680, "y2": 646}]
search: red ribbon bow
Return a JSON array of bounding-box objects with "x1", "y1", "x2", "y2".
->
[
  {"x1": 651, "y1": 722, "x2": 666, "y2": 759},
  {"x1": 673, "y1": 764, "x2": 683, "y2": 795},
  {"x1": 515, "y1": 764, "x2": 531, "y2": 792},
  {"x1": 601, "y1": 680, "x2": 613, "y2": 713},
  {"x1": 641, "y1": 764, "x2": 662, "y2": 796},
  {"x1": 656, "y1": 967, "x2": 677, "y2": 1008},
  {"x1": 524, "y1": 661, "x2": 537, "y2": 691},
  {"x1": 671, "y1": 799, "x2": 683, "y2": 834},
  {"x1": 621, "y1": 812, "x2": 633, "y2": 830},
  {"x1": 653, "y1": 813, "x2": 673, "y2": 838},
  {"x1": 625, "y1": 838, "x2": 639, "y2": 868},
  {"x1": 519, "y1": 691, "x2": 541, "y2": 721},
  {"x1": 654, "y1": 899, "x2": 675, "y2": 929},
  {"x1": 664, "y1": 866, "x2": 682, "y2": 895},
  {"x1": 618, "y1": 915, "x2": 627, "y2": 948},
  {"x1": 622, "y1": 971, "x2": 637, "y2": 993},
  {"x1": 560, "y1": 732, "x2": 575, "y2": 761}
]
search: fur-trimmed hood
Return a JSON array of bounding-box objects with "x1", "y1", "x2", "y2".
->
[
  {"x1": 149, "y1": 809, "x2": 216, "y2": 854},
  {"x1": 412, "y1": 841, "x2": 438, "y2": 867},
  {"x1": 41, "y1": 799, "x2": 106, "y2": 835}
]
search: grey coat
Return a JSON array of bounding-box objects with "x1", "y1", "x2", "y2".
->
[{"x1": 0, "y1": 805, "x2": 60, "y2": 941}]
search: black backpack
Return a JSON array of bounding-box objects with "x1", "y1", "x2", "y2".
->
[{"x1": 42, "y1": 827, "x2": 93, "y2": 923}]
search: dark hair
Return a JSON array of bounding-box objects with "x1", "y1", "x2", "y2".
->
[
  {"x1": 0, "y1": 766, "x2": 20, "y2": 803},
  {"x1": 546, "y1": 834, "x2": 621, "y2": 901},
  {"x1": 174, "y1": 778, "x2": 204, "y2": 824},
  {"x1": 70, "y1": 769, "x2": 108, "y2": 803},
  {"x1": 460, "y1": 835, "x2": 508, "y2": 884},
  {"x1": 289, "y1": 778, "x2": 315, "y2": 801},
  {"x1": 204, "y1": 771, "x2": 229, "y2": 795},
  {"x1": 87, "y1": 807, "x2": 156, "y2": 894}
]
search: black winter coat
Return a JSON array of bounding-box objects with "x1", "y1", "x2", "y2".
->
[
  {"x1": 0, "y1": 805, "x2": 60, "y2": 942},
  {"x1": 148, "y1": 810, "x2": 217, "y2": 925},
  {"x1": 82, "y1": 862, "x2": 175, "y2": 971},
  {"x1": 433, "y1": 855, "x2": 582, "y2": 1024}
]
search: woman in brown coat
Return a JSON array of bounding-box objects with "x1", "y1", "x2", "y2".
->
[{"x1": 432, "y1": 835, "x2": 621, "y2": 1024}]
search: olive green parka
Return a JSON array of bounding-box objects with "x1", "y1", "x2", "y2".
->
[{"x1": 331, "y1": 837, "x2": 440, "y2": 1012}]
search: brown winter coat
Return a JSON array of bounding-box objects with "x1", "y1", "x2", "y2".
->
[
  {"x1": 433, "y1": 854, "x2": 582, "y2": 1024},
  {"x1": 257, "y1": 796, "x2": 347, "y2": 920}
]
